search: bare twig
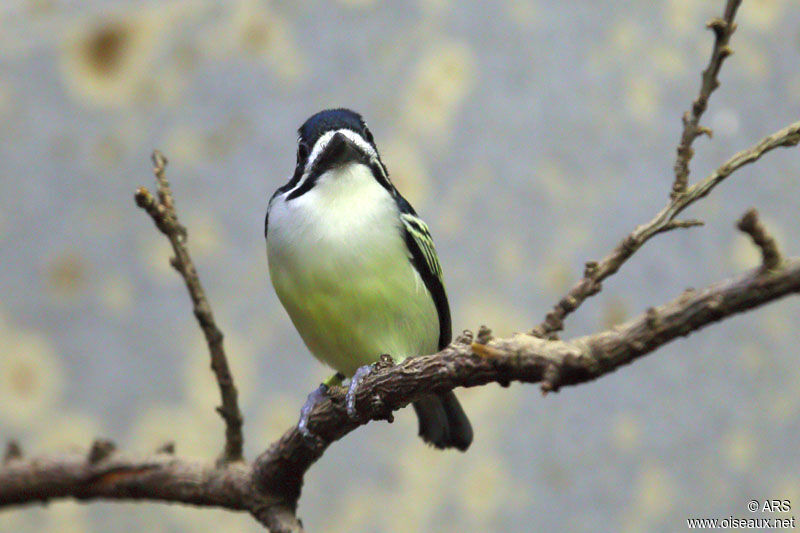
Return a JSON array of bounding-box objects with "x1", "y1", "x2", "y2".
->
[
  {"x1": 3, "y1": 442, "x2": 21, "y2": 464},
  {"x1": 532, "y1": 120, "x2": 800, "y2": 339},
  {"x1": 155, "y1": 442, "x2": 176, "y2": 455},
  {"x1": 672, "y1": 0, "x2": 742, "y2": 198},
  {"x1": 531, "y1": 0, "x2": 749, "y2": 339},
  {"x1": 87, "y1": 439, "x2": 116, "y2": 464},
  {"x1": 655, "y1": 219, "x2": 705, "y2": 234},
  {"x1": 134, "y1": 151, "x2": 244, "y2": 465},
  {"x1": 737, "y1": 208, "x2": 782, "y2": 270}
]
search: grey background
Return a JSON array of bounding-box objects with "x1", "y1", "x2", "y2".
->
[{"x1": 1, "y1": 0, "x2": 799, "y2": 531}]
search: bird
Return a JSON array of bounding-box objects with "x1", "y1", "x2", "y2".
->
[{"x1": 265, "y1": 108, "x2": 473, "y2": 451}]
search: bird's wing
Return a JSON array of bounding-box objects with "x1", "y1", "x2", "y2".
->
[
  {"x1": 400, "y1": 212, "x2": 443, "y2": 279},
  {"x1": 397, "y1": 202, "x2": 452, "y2": 350}
]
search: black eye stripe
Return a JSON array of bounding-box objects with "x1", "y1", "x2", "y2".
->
[{"x1": 297, "y1": 143, "x2": 309, "y2": 162}]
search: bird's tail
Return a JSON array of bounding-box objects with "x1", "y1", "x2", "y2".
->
[{"x1": 412, "y1": 391, "x2": 473, "y2": 451}]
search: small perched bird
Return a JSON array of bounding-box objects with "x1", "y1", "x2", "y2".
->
[{"x1": 265, "y1": 108, "x2": 472, "y2": 451}]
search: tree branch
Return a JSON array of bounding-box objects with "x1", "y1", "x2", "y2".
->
[
  {"x1": 737, "y1": 208, "x2": 782, "y2": 271},
  {"x1": 3, "y1": 2, "x2": 799, "y2": 531},
  {"x1": 531, "y1": 0, "x2": 754, "y2": 340},
  {"x1": 0, "y1": 451, "x2": 255, "y2": 509},
  {"x1": 0, "y1": 444, "x2": 303, "y2": 532},
  {"x1": 252, "y1": 257, "x2": 800, "y2": 495},
  {"x1": 134, "y1": 151, "x2": 244, "y2": 465},
  {"x1": 3, "y1": 257, "x2": 799, "y2": 526},
  {"x1": 672, "y1": 0, "x2": 742, "y2": 198},
  {"x1": 3, "y1": 442, "x2": 22, "y2": 464},
  {"x1": 532, "y1": 120, "x2": 800, "y2": 339}
]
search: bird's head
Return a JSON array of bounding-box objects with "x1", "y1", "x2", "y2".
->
[
  {"x1": 275, "y1": 109, "x2": 394, "y2": 203},
  {"x1": 295, "y1": 108, "x2": 384, "y2": 177}
]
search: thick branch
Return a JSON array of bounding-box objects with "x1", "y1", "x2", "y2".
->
[
  {"x1": 252, "y1": 257, "x2": 800, "y2": 502},
  {"x1": 532, "y1": 120, "x2": 800, "y2": 339},
  {"x1": 3, "y1": 260, "x2": 799, "y2": 527},
  {"x1": 672, "y1": 0, "x2": 742, "y2": 197},
  {"x1": 135, "y1": 151, "x2": 244, "y2": 465},
  {"x1": 0, "y1": 447, "x2": 302, "y2": 532},
  {"x1": 0, "y1": 452, "x2": 255, "y2": 510}
]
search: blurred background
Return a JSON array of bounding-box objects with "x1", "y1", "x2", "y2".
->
[{"x1": 2, "y1": 0, "x2": 799, "y2": 531}]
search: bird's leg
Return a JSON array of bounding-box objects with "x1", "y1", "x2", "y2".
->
[
  {"x1": 346, "y1": 364, "x2": 375, "y2": 419},
  {"x1": 322, "y1": 372, "x2": 345, "y2": 388},
  {"x1": 298, "y1": 372, "x2": 344, "y2": 441}
]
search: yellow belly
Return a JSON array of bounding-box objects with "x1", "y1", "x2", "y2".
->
[
  {"x1": 271, "y1": 249, "x2": 438, "y2": 377},
  {"x1": 267, "y1": 161, "x2": 440, "y2": 376}
]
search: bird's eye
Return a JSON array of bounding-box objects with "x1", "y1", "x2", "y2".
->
[
  {"x1": 364, "y1": 128, "x2": 374, "y2": 144},
  {"x1": 297, "y1": 143, "x2": 309, "y2": 162}
]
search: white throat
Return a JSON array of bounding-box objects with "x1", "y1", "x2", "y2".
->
[{"x1": 267, "y1": 162, "x2": 400, "y2": 263}]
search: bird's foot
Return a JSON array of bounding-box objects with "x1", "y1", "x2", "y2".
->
[
  {"x1": 346, "y1": 364, "x2": 374, "y2": 420},
  {"x1": 298, "y1": 373, "x2": 344, "y2": 444},
  {"x1": 298, "y1": 383, "x2": 329, "y2": 443}
]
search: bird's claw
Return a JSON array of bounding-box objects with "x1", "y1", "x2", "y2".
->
[
  {"x1": 298, "y1": 383, "x2": 329, "y2": 444},
  {"x1": 346, "y1": 364, "x2": 374, "y2": 420}
]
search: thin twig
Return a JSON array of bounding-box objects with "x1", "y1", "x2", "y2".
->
[
  {"x1": 3, "y1": 441, "x2": 21, "y2": 464},
  {"x1": 533, "y1": 0, "x2": 756, "y2": 339},
  {"x1": 672, "y1": 0, "x2": 742, "y2": 198},
  {"x1": 655, "y1": 218, "x2": 705, "y2": 235},
  {"x1": 135, "y1": 151, "x2": 244, "y2": 464},
  {"x1": 155, "y1": 442, "x2": 176, "y2": 455},
  {"x1": 87, "y1": 439, "x2": 116, "y2": 464},
  {"x1": 737, "y1": 208, "x2": 782, "y2": 270},
  {"x1": 532, "y1": 120, "x2": 800, "y2": 339}
]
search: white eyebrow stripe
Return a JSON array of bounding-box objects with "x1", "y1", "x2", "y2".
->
[
  {"x1": 304, "y1": 129, "x2": 377, "y2": 174},
  {"x1": 304, "y1": 130, "x2": 335, "y2": 175},
  {"x1": 282, "y1": 129, "x2": 379, "y2": 200}
]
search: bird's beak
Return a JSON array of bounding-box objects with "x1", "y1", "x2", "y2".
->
[{"x1": 315, "y1": 132, "x2": 367, "y2": 172}]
